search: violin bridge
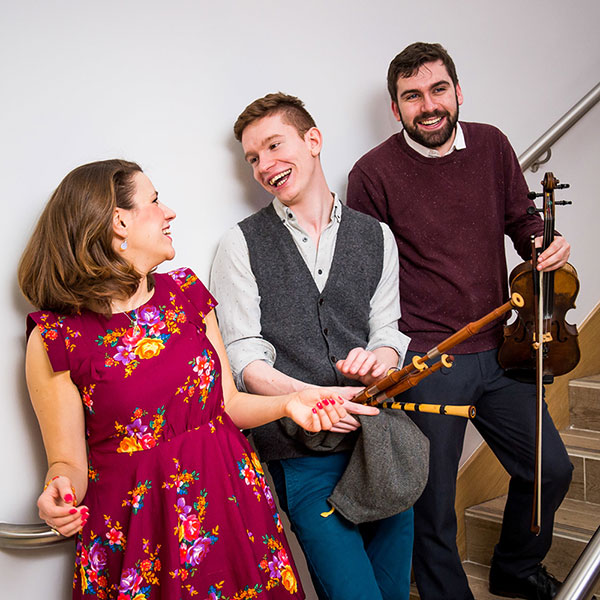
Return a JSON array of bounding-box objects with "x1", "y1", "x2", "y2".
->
[{"x1": 532, "y1": 332, "x2": 553, "y2": 344}]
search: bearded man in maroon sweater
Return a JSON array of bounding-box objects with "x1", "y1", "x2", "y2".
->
[{"x1": 347, "y1": 42, "x2": 573, "y2": 600}]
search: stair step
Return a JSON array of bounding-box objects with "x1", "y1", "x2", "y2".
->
[
  {"x1": 409, "y1": 563, "x2": 522, "y2": 599},
  {"x1": 409, "y1": 374, "x2": 600, "y2": 599},
  {"x1": 411, "y1": 491, "x2": 600, "y2": 598},
  {"x1": 569, "y1": 374, "x2": 600, "y2": 432},
  {"x1": 562, "y1": 427, "x2": 600, "y2": 504},
  {"x1": 465, "y1": 496, "x2": 600, "y2": 584}
]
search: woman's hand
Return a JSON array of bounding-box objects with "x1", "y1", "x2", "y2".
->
[
  {"x1": 284, "y1": 388, "x2": 380, "y2": 433},
  {"x1": 329, "y1": 398, "x2": 381, "y2": 433},
  {"x1": 38, "y1": 475, "x2": 88, "y2": 538}
]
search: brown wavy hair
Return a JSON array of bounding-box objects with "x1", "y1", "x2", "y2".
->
[
  {"x1": 18, "y1": 159, "x2": 151, "y2": 316},
  {"x1": 233, "y1": 92, "x2": 316, "y2": 142}
]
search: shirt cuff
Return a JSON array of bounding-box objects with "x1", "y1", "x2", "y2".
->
[
  {"x1": 366, "y1": 326, "x2": 411, "y2": 367},
  {"x1": 227, "y1": 338, "x2": 277, "y2": 391}
]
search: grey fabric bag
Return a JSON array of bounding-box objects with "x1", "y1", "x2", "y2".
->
[
  {"x1": 280, "y1": 409, "x2": 430, "y2": 524},
  {"x1": 327, "y1": 410, "x2": 429, "y2": 524}
]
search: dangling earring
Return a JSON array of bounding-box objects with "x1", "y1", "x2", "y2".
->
[{"x1": 120, "y1": 239, "x2": 128, "y2": 250}]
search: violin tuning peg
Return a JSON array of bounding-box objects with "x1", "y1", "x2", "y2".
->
[
  {"x1": 526, "y1": 206, "x2": 543, "y2": 214},
  {"x1": 527, "y1": 191, "x2": 543, "y2": 200}
]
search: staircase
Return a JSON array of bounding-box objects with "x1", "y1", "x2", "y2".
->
[
  {"x1": 462, "y1": 373, "x2": 600, "y2": 598},
  {"x1": 409, "y1": 373, "x2": 600, "y2": 599}
]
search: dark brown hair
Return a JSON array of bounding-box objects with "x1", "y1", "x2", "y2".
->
[
  {"x1": 387, "y1": 42, "x2": 459, "y2": 104},
  {"x1": 233, "y1": 92, "x2": 316, "y2": 141},
  {"x1": 18, "y1": 159, "x2": 150, "y2": 315}
]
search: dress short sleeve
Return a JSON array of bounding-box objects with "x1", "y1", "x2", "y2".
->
[
  {"x1": 165, "y1": 267, "x2": 217, "y2": 319},
  {"x1": 26, "y1": 311, "x2": 72, "y2": 373}
]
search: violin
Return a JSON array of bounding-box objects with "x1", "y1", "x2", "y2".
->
[
  {"x1": 497, "y1": 171, "x2": 580, "y2": 534},
  {"x1": 498, "y1": 172, "x2": 580, "y2": 382}
]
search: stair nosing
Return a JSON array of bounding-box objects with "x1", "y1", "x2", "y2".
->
[
  {"x1": 560, "y1": 428, "x2": 600, "y2": 456},
  {"x1": 569, "y1": 379, "x2": 600, "y2": 389},
  {"x1": 564, "y1": 446, "x2": 600, "y2": 458},
  {"x1": 465, "y1": 497, "x2": 599, "y2": 542}
]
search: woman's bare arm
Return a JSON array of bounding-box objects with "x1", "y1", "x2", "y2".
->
[{"x1": 26, "y1": 328, "x2": 89, "y2": 536}]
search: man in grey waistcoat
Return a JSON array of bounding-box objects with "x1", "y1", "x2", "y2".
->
[{"x1": 210, "y1": 92, "x2": 414, "y2": 600}]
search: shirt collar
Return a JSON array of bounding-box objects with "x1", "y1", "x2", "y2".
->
[
  {"x1": 272, "y1": 192, "x2": 341, "y2": 225},
  {"x1": 403, "y1": 122, "x2": 466, "y2": 158}
]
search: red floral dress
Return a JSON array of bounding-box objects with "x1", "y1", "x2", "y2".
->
[{"x1": 28, "y1": 268, "x2": 303, "y2": 600}]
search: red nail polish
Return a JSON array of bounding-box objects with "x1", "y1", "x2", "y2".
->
[
  {"x1": 322, "y1": 399, "x2": 329, "y2": 406},
  {"x1": 316, "y1": 402, "x2": 323, "y2": 409},
  {"x1": 69, "y1": 508, "x2": 77, "y2": 515},
  {"x1": 312, "y1": 408, "x2": 317, "y2": 414},
  {"x1": 330, "y1": 398, "x2": 336, "y2": 405},
  {"x1": 64, "y1": 494, "x2": 73, "y2": 503}
]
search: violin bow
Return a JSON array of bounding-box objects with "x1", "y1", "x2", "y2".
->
[
  {"x1": 529, "y1": 171, "x2": 572, "y2": 534},
  {"x1": 531, "y1": 234, "x2": 544, "y2": 535}
]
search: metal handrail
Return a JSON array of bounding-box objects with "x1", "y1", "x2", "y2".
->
[
  {"x1": 0, "y1": 521, "x2": 69, "y2": 549},
  {"x1": 519, "y1": 82, "x2": 600, "y2": 172},
  {"x1": 555, "y1": 524, "x2": 600, "y2": 600}
]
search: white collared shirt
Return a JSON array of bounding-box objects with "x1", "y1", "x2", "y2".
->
[
  {"x1": 403, "y1": 122, "x2": 466, "y2": 158},
  {"x1": 210, "y1": 193, "x2": 410, "y2": 390}
]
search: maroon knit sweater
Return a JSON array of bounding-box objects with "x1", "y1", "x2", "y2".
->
[{"x1": 347, "y1": 122, "x2": 544, "y2": 353}]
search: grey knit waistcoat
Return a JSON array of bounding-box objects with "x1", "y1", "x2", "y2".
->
[{"x1": 238, "y1": 202, "x2": 383, "y2": 461}]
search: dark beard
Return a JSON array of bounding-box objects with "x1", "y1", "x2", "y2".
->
[{"x1": 401, "y1": 99, "x2": 459, "y2": 150}]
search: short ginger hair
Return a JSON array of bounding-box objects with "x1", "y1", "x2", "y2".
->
[{"x1": 233, "y1": 92, "x2": 316, "y2": 141}]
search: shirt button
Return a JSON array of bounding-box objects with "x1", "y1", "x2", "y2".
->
[
  {"x1": 330, "y1": 355, "x2": 337, "y2": 362},
  {"x1": 318, "y1": 298, "x2": 324, "y2": 305},
  {"x1": 317, "y1": 269, "x2": 323, "y2": 275},
  {"x1": 302, "y1": 237, "x2": 308, "y2": 243},
  {"x1": 323, "y1": 328, "x2": 328, "y2": 336}
]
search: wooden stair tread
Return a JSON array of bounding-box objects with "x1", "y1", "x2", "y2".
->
[
  {"x1": 463, "y1": 563, "x2": 509, "y2": 600},
  {"x1": 569, "y1": 373, "x2": 600, "y2": 388},
  {"x1": 465, "y1": 496, "x2": 600, "y2": 541},
  {"x1": 561, "y1": 427, "x2": 600, "y2": 456},
  {"x1": 409, "y1": 563, "x2": 514, "y2": 599}
]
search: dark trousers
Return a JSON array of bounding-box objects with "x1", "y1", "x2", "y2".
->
[{"x1": 402, "y1": 349, "x2": 573, "y2": 600}]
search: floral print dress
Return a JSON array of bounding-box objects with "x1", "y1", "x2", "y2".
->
[{"x1": 28, "y1": 268, "x2": 303, "y2": 600}]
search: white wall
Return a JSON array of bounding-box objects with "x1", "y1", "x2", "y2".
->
[{"x1": 2, "y1": 1, "x2": 599, "y2": 597}]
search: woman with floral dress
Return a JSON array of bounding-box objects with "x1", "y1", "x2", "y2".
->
[{"x1": 18, "y1": 159, "x2": 347, "y2": 599}]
